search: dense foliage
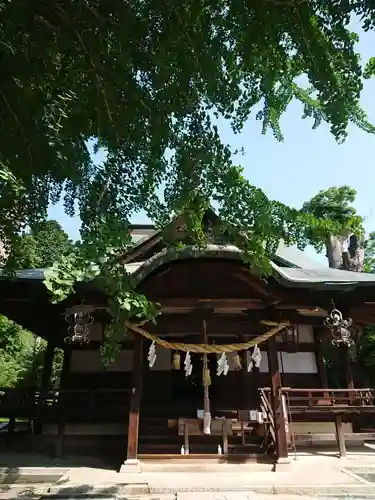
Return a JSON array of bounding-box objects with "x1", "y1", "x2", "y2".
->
[
  {"x1": 0, "y1": 221, "x2": 69, "y2": 388},
  {"x1": 364, "y1": 232, "x2": 375, "y2": 273},
  {"x1": 2, "y1": 2, "x2": 375, "y2": 245},
  {"x1": 302, "y1": 186, "x2": 363, "y2": 234},
  {"x1": 0, "y1": 316, "x2": 63, "y2": 389},
  {"x1": 6, "y1": 220, "x2": 74, "y2": 269},
  {"x1": 2, "y1": 1, "x2": 375, "y2": 360},
  {"x1": 0, "y1": 316, "x2": 36, "y2": 388}
]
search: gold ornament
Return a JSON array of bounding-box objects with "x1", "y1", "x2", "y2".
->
[
  {"x1": 203, "y1": 367, "x2": 211, "y2": 387},
  {"x1": 172, "y1": 351, "x2": 181, "y2": 370},
  {"x1": 232, "y1": 353, "x2": 242, "y2": 371}
]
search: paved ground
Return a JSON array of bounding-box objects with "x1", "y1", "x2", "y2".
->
[
  {"x1": 3, "y1": 449, "x2": 375, "y2": 498},
  {"x1": 1, "y1": 494, "x2": 372, "y2": 500},
  {"x1": 41, "y1": 450, "x2": 375, "y2": 496}
]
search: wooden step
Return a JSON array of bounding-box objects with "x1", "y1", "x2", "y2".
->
[
  {"x1": 138, "y1": 453, "x2": 269, "y2": 463},
  {"x1": 139, "y1": 442, "x2": 262, "y2": 454},
  {"x1": 140, "y1": 434, "x2": 221, "y2": 442},
  {"x1": 227, "y1": 444, "x2": 261, "y2": 454}
]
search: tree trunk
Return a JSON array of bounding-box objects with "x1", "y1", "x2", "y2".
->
[
  {"x1": 326, "y1": 235, "x2": 345, "y2": 269},
  {"x1": 325, "y1": 234, "x2": 365, "y2": 272},
  {"x1": 342, "y1": 234, "x2": 365, "y2": 272}
]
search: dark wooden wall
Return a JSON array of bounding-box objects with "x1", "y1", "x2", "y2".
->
[{"x1": 61, "y1": 258, "x2": 325, "y2": 420}]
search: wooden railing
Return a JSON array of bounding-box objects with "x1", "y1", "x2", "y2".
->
[
  {"x1": 259, "y1": 389, "x2": 276, "y2": 447},
  {"x1": 0, "y1": 388, "x2": 131, "y2": 418},
  {"x1": 261, "y1": 387, "x2": 375, "y2": 409}
]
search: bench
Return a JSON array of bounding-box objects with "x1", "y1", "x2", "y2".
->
[{"x1": 177, "y1": 418, "x2": 232, "y2": 455}]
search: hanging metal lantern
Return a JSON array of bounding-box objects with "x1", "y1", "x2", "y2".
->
[
  {"x1": 282, "y1": 325, "x2": 299, "y2": 352},
  {"x1": 323, "y1": 308, "x2": 354, "y2": 347},
  {"x1": 65, "y1": 306, "x2": 94, "y2": 344}
]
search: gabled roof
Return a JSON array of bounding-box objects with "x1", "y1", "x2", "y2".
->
[
  {"x1": 7, "y1": 244, "x2": 375, "y2": 292},
  {"x1": 3, "y1": 213, "x2": 375, "y2": 291},
  {"x1": 127, "y1": 220, "x2": 325, "y2": 270},
  {"x1": 275, "y1": 240, "x2": 325, "y2": 269},
  {"x1": 126, "y1": 244, "x2": 375, "y2": 290}
]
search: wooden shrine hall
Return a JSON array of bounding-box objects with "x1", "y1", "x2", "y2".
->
[{"x1": 2, "y1": 212, "x2": 375, "y2": 469}]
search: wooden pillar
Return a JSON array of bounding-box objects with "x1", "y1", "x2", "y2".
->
[
  {"x1": 35, "y1": 340, "x2": 55, "y2": 434},
  {"x1": 240, "y1": 349, "x2": 250, "y2": 409},
  {"x1": 239, "y1": 347, "x2": 259, "y2": 410},
  {"x1": 334, "y1": 414, "x2": 347, "y2": 458},
  {"x1": 6, "y1": 417, "x2": 15, "y2": 447},
  {"x1": 252, "y1": 362, "x2": 260, "y2": 409},
  {"x1": 335, "y1": 304, "x2": 354, "y2": 392},
  {"x1": 267, "y1": 336, "x2": 288, "y2": 461},
  {"x1": 339, "y1": 344, "x2": 355, "y2": 408},
  {"x1": 41, "y1": 341, "x2": 56, "y2": 391},
  {"x1": 340, "y1": 345, "x2": 354, "y2": 390},
  {"x1": 125, "y1": 336, "x2": 144, "y2": 465},
  {"x1": 56, "y1": 347, "x2": 71, "y2": 457},
  {"x1": 314, "y1": 328, "x2": 329, "y2": 398}
]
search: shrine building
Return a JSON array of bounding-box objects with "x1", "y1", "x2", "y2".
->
[{"x1": 1, "y1": 210, "x2": 375, "y2": 470}]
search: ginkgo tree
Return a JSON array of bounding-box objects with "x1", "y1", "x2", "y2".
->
[
  {"x1": 302, "y1": 186, "x2": 365, "y2": 271},
  {"x1": 2, "y1": 1, "x2": 375, "y2": 360}
]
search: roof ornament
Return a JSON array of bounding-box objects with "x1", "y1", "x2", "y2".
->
[{"x1": 324, "y1": 304, "x2": 354, "y2": 347}]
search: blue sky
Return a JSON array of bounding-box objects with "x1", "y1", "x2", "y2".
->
[{"x1": 49, "y1": 20, "x2": 375, "y2": 266}]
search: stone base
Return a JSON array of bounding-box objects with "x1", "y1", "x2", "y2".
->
[
  {"x1": 274, "y1": 457, "x2": 291, "y2": 472},
  {"x1": 120, "y1": 458, "x2": 142, "y2": 473}
]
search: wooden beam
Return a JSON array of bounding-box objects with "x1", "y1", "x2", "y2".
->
[
  {"x1": 148, "y1": 312, "x2": 325, "y2": 336},
  {"x1": 268, "y1": 336, "x2": 288, "y2": 460},
  {"x1": 125, "y1": 336, "x2": 144, "y2": 462},
  {"x1": 157, "y1": 297, "x2": 339, "y2": 312},
  {"x1": 158, "y1": 297, "x2": 266, "y2": 311},
  {"x1": 231, "y1": 273, "x2": 277, "y2": 301}
]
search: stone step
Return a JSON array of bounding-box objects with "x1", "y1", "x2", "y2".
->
[
  {"x1": 41, "y1": 496, "x2": 174, "y2": 500},
  {"x1": 46, "y1": 483, "x2": 151, "y2": 498},
  {"x1": 0, "y1": 467, "x2": 67, "y2": 484}
]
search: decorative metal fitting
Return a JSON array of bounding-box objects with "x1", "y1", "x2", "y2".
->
[
  {"x1": 65, "y1": 307, "x2": 94, "y2": 344},
  {"x1": 324, "y1": 308, "x2": 354, "y2": 347}
]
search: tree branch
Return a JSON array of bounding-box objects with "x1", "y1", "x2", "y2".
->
[
  {"x1": 0, "y1": 92, "x2": 33, "y2": 168},
  {"x1": 34, "y1": 15, "x2": 58, "y2": 32},
  {"x1": 54, "y1": 3, "x2": 113, "y2": 124},
  {"x1": 265, "y1": 0, "x2": 309, "y2": 5}
]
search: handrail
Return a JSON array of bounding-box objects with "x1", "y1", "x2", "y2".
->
[
  {"x1": 260, "y1": 387, "x2": 375, "y2": 408},
  {"x1": 261, "y1": 387, "x2": 374, "y2": 392}
]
